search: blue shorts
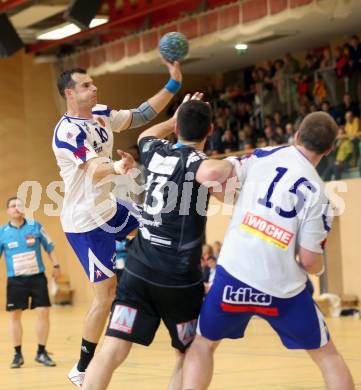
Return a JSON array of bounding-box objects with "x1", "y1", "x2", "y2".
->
[
  {"x1": 198, "y1": 266, "x2": 330, "y2": 350},
  {"x1": 65, "y1": 202, "x2": 139, "y2": 283}
]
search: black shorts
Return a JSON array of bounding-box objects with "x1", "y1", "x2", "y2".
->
[
  {"x1": 6, "y1": 273, "x2": 51, "y2": 311},
  {"x1": 106, "y1": 270, "x2": 204, "y2": 352}
]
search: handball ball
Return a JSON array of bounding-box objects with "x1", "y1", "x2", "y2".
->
[{"x1": 159, "y1": 32, "x2": 189, "y2": 63}]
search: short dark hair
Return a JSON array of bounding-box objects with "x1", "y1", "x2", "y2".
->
[
  {"x1": 57, "y1": 68, "x2": 86, "y2": 98},
  {"x1": 298, "y1": 112, "x2": 337, "y2": 154},
  {"x1": 177, "y1": 100, "x2": 212, "y2": 142},
  {"x1": 6, "y1": 196, "x2": 19, "y2": 208}
]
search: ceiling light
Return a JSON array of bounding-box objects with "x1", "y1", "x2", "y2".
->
[
  {"x1": 37, "y1": 18, "x2": 108, "y2": 40},
  {"x1": 89, "y1": 18, "x2": 108, "y2": 28},
  {"x1": 235, "y1": 43, "x2": 248, "y2": 50},
  {"x1": 235, "y1": 43, "x2": 248, "y2": 56}
]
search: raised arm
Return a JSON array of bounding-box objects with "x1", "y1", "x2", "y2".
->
[{"x1": 111, "y1": 61, "x2": 183, "y2": 133}]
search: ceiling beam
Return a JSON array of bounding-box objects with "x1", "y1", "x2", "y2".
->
[
  {"x1": 26, "y1": 0, "x2": 204, "y2": 54},
  {"x1": 0, "y1": 0, "x2": 31, "y2": 12}
]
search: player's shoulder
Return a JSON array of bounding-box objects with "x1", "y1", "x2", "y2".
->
[
  {"x1": 138, "y1": 136, "x2": 169, "y2": 153},
  {"x1": 185, "y1": 149, "x2": 208, "y2": 168},
  {"x1": 26, "y1": 220, "x2": 41, "y2": 231},
  {"x1": 0, "y1": 223, "x2": 7, "y2": 236},
  {"x1": 54, "y1": 117, "x2": 88, "y2": 144},
  {"x1": 92, "y1": 104, "x2": 112, "y2": 118},
  {"x1": 252, "y1": 145, "x2": 290, "y2": 159}
]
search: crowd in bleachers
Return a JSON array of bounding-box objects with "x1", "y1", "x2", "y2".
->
[
  {"x1": 166, "y1": 34, "x2": 361, "y2": 181},
  {"x1": 201, "y1": 242, "x2": 221, "y2": 294}
]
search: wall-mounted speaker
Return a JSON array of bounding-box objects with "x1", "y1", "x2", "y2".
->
[
  {"x1": 0, "y1": 13, "x2": 24, "y2": 58},
  {"x1": 64, "y1": 0, "x2": 103, "y2": 30}
]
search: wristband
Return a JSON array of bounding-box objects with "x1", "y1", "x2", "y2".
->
[
  {"x1": 165, "y1": 79, "x2": 181, "y2": 94},
  {"x1": 53, "y1": 264, "x2": 60, "y2": 269},
  {"x1": 113, "y1": 160, "x2": 125, "y2": 175}
]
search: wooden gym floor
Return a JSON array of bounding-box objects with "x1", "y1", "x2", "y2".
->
[{"x1": 0, "y1": 306, "x2": 360, "y2": 389}]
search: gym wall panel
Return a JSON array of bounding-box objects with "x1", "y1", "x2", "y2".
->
[{"x1": 337, "y1": 179, "x2": 361, "y2": 299}]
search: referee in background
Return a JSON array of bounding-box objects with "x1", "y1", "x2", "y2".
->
[{"x1": 0, "y1": 197, "x2": 61, "y2": 368}]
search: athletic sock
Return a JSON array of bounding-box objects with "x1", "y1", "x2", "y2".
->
[
  {"x1": 15, "y1": 346, "x2": 22, "y2": 355},
  {"x1": 77, "y1": 338, "x2": 97, "y2": 372},
  {"x1": 37, "y1": 344, "x2": 45, "y2": 354}
]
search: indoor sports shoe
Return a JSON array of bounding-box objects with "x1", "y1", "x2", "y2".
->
[
  {"x1": 68, "y1": 363, "x2": 85, "y2": 387},
  {"x1": 35, "y1": 350, "x2": 56, "y2": 367},
  {"x1": 11, "y1": 353, "x2": 24, "y2": 368}
]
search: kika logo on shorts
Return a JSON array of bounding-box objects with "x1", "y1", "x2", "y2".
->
[
  {"x1": 176, "y1": 319, "x2": 197, "y2": 346},
  {"x1": 109, "y1": 305, "x2": 137, "y2": 334},
  {"x1": 222, "y1": 285, "x2": 272, "y2": 306}
]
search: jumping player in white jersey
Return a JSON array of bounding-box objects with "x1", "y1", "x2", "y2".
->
[
  {"x1": 182, "y1": 112, "x2": 355, "y2": 390},
  {"x1": 52, "y1": 62, "x2": 182, "y2": 387}
]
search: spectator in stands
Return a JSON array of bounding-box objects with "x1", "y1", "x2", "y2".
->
[
  {"x1": 309, "y1": 103, "x2": 319, "y2": 113},
  {"x1": 221, "y1": 129, "x2": 238, "y2": 152},
  {"x1": 273, "y1": 111, "x2": 287, "y2": 129},
  {"x1": 321, "y1": 100, "x2": 337, "y2": 120},
  {"x1": 337, "y1": 93, "x2": 360, "y2": 124},
  {"x1": 345, "y1": 111, "x2": 361, "y2": 139},
  {"x1": 301, "y1": 54, "x2": 319, "y2": 101},
  {"x1": 264, "y1": 126, "x2": 276, "y2": 146},
  {"x1": 296, "y1": 73, "x2": 309, "y2": 105},
  {"x1": 225, "y1": 106, "x2": 240, "y2": 133},
  {"x1": 237, "y1": 130, "x2": 247, "y2": 151},
  {"x1": 348, "y1": 35, "x2": 361, "y2": 100},
  {"x1": 349, "y1": 35, "x2": 361, "y2": 65},
  {"x1": 320, "y1": 47, "x2": 338, "y2": 105},
  {"x1": 264, "y1": 60, "x2": 275, "y2": 79},
  {"x1": 236, "y1": 102, "x2": 250, "y2": 127},
  {"x1": 208, "y1": 116, "x2": 224, "y2": 154},
  {"x1": 348, "y1": 35, "x2": 361, "y2": 101},
  {"x1": 286, "y1": 123, "x2": 296, "y2": 144},
  {"x1": 244, "y1": 140, "x2": 253, "y2": 152},
  {"x1": 256, "y1": 137, "x2": 267, "y2": 148},
  {"x1": 273, "y1": 59, "x2": 287, "y2": 111},
  {"x1": 284, "y1": 52, "x2": 300, "y2": 75},
  {"x1": 201, "y1": 244, "x2": 216, "y2": 286},
  {"x1": 313, "y1": 76, "x2": 327, "y2": 105},
  {"x1": 275, "y1": 126, "x2": 287, "y2": 144},
  {"x1": 294, "y1": 104, "x2": 309, "y2": 129},
  {"x1": 212, "y1": 241, "x2": 222, "y2": 260},
  {"x1": 345, "y1": 110, "x2": 361, "y2": 161},
  {"x1": 283, "y1": 53, "x2": 300, "y2": 113},
  {"x1": 324, "y1": 127, "x2": 355, "y2": 181},
  {"x1": 204, "y1": 256, "x2": 217, "y2": 294}
]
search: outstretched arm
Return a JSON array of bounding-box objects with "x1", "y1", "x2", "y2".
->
[
  {"x1": 196, "y1": 159, "x2": 234, "y2": 187},
  {"x1": 111, "y1": 61, "x2": 183, "y2": 132}
]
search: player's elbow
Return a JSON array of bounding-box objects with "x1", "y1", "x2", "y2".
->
[
  {"x1": 200, "y1": 169, "x2": 224, "y2": 186},
  {"x1": 298, "y1": 246, "x2": 324, "y2": 275}
]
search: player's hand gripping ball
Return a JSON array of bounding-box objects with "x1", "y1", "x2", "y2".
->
[{"x1": 159, "y1": 32, "x2": 189, "y2": 63}]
